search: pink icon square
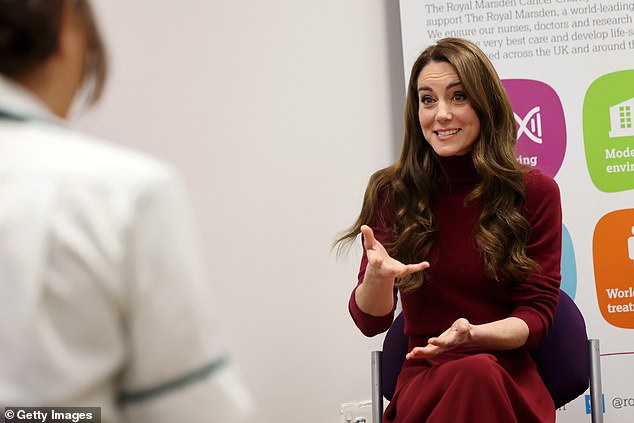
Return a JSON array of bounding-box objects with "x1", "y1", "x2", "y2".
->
[{"x1": 502, "y1": 79, "x2": 567, "y2": 178}]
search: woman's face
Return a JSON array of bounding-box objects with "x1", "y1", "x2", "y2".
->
[{"x1": 416, "y1": 61, "x2": 480, "y2": 157}]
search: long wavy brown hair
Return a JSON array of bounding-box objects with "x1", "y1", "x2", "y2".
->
[{"x1": 336, "y1": 37, "x2": 537, "y2": 292}]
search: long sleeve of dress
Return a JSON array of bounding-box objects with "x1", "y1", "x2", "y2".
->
[
  {"x1": 348, "y1": 204, "x2": 398, "y2": 337},
  {"x1": 510, "y1": 171, "x2": 562, "y2": 349}
]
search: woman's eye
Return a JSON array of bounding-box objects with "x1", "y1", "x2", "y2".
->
[
  {"x1": 453, "y1": 92, "x2": 467, "y2": 102},
  {"x1": 420, "y1": 96, "x2": 434, "y2": 105}
]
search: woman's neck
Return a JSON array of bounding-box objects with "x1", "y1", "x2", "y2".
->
[{"x1": 437, "y1": 154, "x2": 478, "y2": 181}]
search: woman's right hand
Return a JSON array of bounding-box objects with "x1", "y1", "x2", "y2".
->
[
  {"x1": 355, "y1": 225, "x2": 429, "y2": 316},
  {"x1": 361, "y1": 224, "x2": 430, "y2": 284}
]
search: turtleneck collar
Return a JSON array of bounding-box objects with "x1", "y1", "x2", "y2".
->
[{"x1": 437, "y1": 154, "x2": 479, "y2": 182}]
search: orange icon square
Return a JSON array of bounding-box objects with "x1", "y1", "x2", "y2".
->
[{"x1": 593, "y1": 209, "x2": 634, "y2": 328}]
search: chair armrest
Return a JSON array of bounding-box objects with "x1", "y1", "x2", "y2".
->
[
  {"x1": 371, "y1": 351, "x2": 383, "y2": 423},
  {"x1": 588, "y1": 339, "x2": 603, "y2": 423}
]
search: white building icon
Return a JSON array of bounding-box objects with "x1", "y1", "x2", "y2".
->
[{"x1": 609, "y1": 98, "x2": 634, "y2": 138}]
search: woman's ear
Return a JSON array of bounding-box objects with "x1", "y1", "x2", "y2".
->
[
  {"x1": 55, "y1": 1, "x2": 87, "y2": 67},
  {"x1": 49, "y1": 0, "x2": 89, "y2": 116}
]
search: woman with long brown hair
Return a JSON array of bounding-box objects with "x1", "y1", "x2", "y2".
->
[{"x1": 338, "y1": 38, "x2": 561, "y2": 422}]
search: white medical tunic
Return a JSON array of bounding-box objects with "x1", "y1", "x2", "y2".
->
[{"x1": 0, "y1": 76, "x2": 251, "y2": 422}]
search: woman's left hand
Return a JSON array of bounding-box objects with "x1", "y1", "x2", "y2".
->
[{"x1": 406, "y1": 318, "x2": 473, "y2": 360}]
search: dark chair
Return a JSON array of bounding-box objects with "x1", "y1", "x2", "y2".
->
[{"x1": 371, "y1": 290, "x2": 603, "y2": 423}]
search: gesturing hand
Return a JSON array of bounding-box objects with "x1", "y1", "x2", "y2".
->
[
  {"x1": 406, "y1": 318, "x2": 473, "y2": 360},
  {"x1": 361, "y1": 225, "x2": 429, "y2": 282}
]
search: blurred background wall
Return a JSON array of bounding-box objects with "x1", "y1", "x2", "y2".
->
[{"x1": 76, "y1": 1, "x2": 405, "y2": 421}]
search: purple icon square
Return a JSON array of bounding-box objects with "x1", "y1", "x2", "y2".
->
[{"x1": 501, "y1": 79, "x2": 567, "y2": 178}]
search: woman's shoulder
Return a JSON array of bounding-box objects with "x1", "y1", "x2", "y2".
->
[
  {"x1": 19, "y1": 122, "x2": 176, "y2": 183},
  {"x1": 523, "y1": 168, "x2": 560, "y2": 197},
  {"x1": 522, "y1": 168, "x2": 561, "y2": 213}
]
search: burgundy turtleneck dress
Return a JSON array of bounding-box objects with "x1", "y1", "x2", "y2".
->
[{"x1": 349, "y1": 155, "x2": 562, "y2": 423}]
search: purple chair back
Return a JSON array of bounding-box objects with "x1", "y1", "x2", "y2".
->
[
  {"x1": 531, "y1": 290, "x2": 590, "y2": 408},
  {"x1": 381, "y1": 312, "x2": 407, "y2": 401},
  {"x1": 381, "y1": 290, "x2": 590, "y2": 408}
]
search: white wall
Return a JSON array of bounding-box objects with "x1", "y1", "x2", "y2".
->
[{"x1": 76, "y1": 1, "x2": 405, "y2": 422}]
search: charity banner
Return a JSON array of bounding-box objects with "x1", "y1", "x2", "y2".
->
[{"x1": 399, "y1": 1, "x2": 634, "y2": 421}]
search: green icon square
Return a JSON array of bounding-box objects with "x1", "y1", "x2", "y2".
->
[{"x1": 583, "y1": 70, "x2": 634, "y2": 192}]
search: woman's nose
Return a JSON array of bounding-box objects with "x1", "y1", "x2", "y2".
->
[{"x1": 436, "y1": 101, "x2": 452, "y2": 121}]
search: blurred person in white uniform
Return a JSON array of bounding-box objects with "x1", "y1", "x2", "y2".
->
[{"x1": 0, "y1": 1, "x2": 252, "y2": 421}]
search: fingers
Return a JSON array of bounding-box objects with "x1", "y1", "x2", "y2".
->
[
  {"x1": 394, "y1": 261, "x2": 430, "y2": 278},
  {"x1": 361, "y1": 225, "x2": 386, "y2": 269},
  {"x1": 395, "y1": 264, "x2": 427, "y2": 280},
  {"x1": 454, "y1": 318, "x2": 471, "y2": 333},
  {"x1": 432, "y1": 319, "x2": 473, "y2": 348},
  {"x1": 406, "y1": 347, "x2": 421, "y2": 360},
  {"x1": 426, "y1": 336, "x2": 440, "y2": 346},
  {"x1": 406, "y1": 345, "x2": 442, "y2": 360},
  {"x1": 417, "y1": 261, "x2": 431, "y2": 271},
  {"x1": 361, "y1": 224, "x2": 429, "y2": 277},
  {"x1": 408, "y1": 319, "x2": 473, "y2": 361},
  {"x1": 360, "y1": 225, "x2": 376, "y2": 250}
]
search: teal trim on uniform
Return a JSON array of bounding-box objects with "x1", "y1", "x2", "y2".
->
[
  {"x1": 0, "y1": 109, "x2": 28, "y2": 121},
  {"x1": 118, "y1": 355, "x2": 229, "y2": 404}
]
